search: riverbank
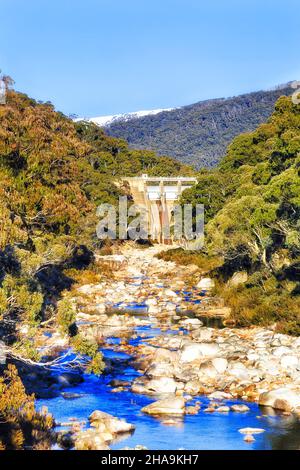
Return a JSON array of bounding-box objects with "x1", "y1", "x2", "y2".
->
[{"x1": 36, "y1": 244, "x2": 300, "y2": 450}]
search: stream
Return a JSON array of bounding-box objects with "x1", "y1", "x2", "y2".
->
[{"x1": 37, "y1": 311, "x2": 300, "y2": 450}]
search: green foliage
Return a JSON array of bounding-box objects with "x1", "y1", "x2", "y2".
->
[
  {"x1": 13, "y1": 337, "x2": 41, "y2": 362},
  {"x1": 71, "y1": 334, "x2": 105, "y2": 375},
  {"x1": 0, "y1": 90, "x2": 190, "y2": 355},
  {"x1": 75, "y1": 120, "x2": 194, "y2": 178},
  {"x1": 169, "y1": 95, "x2": 300, "y2": 333},
  {"x1": 56, "y1": 298, "x2": 76, "y2": 335},
  {"x1": 105, "y1": 85, "x2": 295, "y2": 168},
  {"x1": 219, "y1": 281, "x2": 300, "y2": 336},
  {"x1": 86, "y1": 353, "x2": 105, "y2": 375},
  {"x1": 0, "y1": 274, "x2": 43, "y2": 325}
]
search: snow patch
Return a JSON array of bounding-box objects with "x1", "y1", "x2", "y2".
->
[{"x1": 76, "y1": 108, "x2": 176, "y2": 127}]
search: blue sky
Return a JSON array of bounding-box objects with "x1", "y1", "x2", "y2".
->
[{"x1": 1, "y1": 0, "x2": 299, "y2": 117}]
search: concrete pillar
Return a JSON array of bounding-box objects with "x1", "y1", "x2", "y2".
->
[{"x1": 177, "y1": 179, "x2": 182, "y2": 199}]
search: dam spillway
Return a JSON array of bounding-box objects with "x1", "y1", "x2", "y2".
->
[{"x1": 121, "y1": 174, "x2": 197, "y2": 243}]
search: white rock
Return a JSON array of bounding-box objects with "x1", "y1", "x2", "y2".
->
[
  {"x1": 228, "y1": 271, "x2": 248, "y2": 287},
  {"x1": 231, "y1": 404, "x2": 250, "y2": 412},
  {"x1": 89, "y1": 410, "x2": 135, "y2": 434},
  {"x1": 184, "y1": 380, "x2": 201, "y2": 395},
  {"x1": 145, "y1": 298, "x2": 157, "y2": 306},
  {"x1": 95, "y1": 303, "x2": 106, "y2": 313},
  {"x1": 229, "y1": 367, "x2": 249, "y2": 381},
  {"x1": 208, "y1": 391, "x2": 233, "y2": 400},
  {"x1": 180, "y1": 343, "x2": 220, "y2": 362},
  {"x1": 148, "y1": 305, "x2": 161, "y2": 314},
  {"x1": 280, "y1": 355, "x2": 299, "y2": 369},
  {"x1": 196, "y1": 278, "x2": 215, "y2": 290},
  {"x1": 239, "y1": 428, "x2": 265, "y2": 435},
  {"x1": 141, "y1": 397, "x2": 185, "y2": 415},
  {"x1": 216, "y1": 406, "x2": 230, "y2": 412},
  {"x1": 272, "y1": 346, "x2": 293, "y2": 357},
  {"x1": 164, "y1": 289, "x2": 178, "y2": 298},
  {"x1": 191, "y1": 329, "x2": 213, "y2": 342},
  {"x1": 145, "y1": 362, "x2": 176, "y2": 378},
  {"x1": 199, "y1": 361, "x2": 218, "y2": 379},
  {"x1": 212, "y1": 357, "x2": 228, "y2": 374},
  {"x1": 165, "y1": 302, "x2": 177, "y2": 311},
  {"x1": 180, "y1": 318, "x2": 203, "y2": 330},
  {"x1": 259, "y1": 387, "x2": 300, "y2": 412},
  {"x1": 146, "y1": 377, "x2": 180, "y2": 394},
  {"x1": 247, "y1": 353, "x2": 260, "y2": 362}
]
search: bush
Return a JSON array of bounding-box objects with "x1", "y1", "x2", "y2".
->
[
  {"x1": 218, "y1": 278, "x2": 300, "y2": 335},
  {"x1": 0, "y1": 365, "x2": 53, "y2": 449},
  {"x1": 71, "y1": 334, "x2": 105, "y2": 376}
]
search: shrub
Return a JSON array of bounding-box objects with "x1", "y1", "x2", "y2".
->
[
  {"x1": 71, "y1": 334, "x2": 105, "y2": 376},
  {"x1": 0, "y1": 365, "x2": 53, "y2": 449},
  {"x1": 218, "y1": 278, "x2": 300, "y2": 335}
]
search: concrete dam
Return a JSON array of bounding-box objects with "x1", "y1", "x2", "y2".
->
[{"x1": 121, "y1": 174, "x2": 197, "y2": 243}]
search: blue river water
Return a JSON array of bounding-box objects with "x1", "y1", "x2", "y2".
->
[{"x1": 37, "y1": 319, "x2": 300, "y2": 450}]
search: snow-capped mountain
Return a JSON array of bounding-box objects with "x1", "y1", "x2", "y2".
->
[{"x1": 79, "y1": 108, "x2": 175, "y2": 127}]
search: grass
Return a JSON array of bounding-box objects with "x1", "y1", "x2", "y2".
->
[
  {"x1": 156, "y1": 248, "x2": 223, "y2": 273},
  {"x1": 217, "y1": 279, "x2": 300, "y2": 335}
]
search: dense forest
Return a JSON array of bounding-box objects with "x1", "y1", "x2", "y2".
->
[
  {"x1": 160, "y1": 95, "x2": 300, "y2": 334},
  {"x1": 105, "y1": 84, "x2": 295, "y2": 169}
]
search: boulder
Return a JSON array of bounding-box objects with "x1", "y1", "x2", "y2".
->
[
  {"x1": 145, "y1": 361, "x2": 176, "y2": 378},
  {"x1": 179, "y1": 318, "x2": 203, "y2": 330},
  {"x1": 165, "y1": 302, "x2": 177, "y2": 311},
  {"x1": 74, "y1": 429, "x2": 110, "y2": 450},
  {"x1": 238, "y1": 428, "x2": 265, "y2": 435},
  {"x1": 212, "y1": 357, "x2": 228, "y2": 374},
  {"x1": 145, "y1": 298, "x2": 157, "y2": 306},
  {"x1": 95, "y1": 303, "x2": 106, "y2": 314},
  {"x1": 280, "y1": 355, "x2": 299, "y2": 369},
  {"x1": 61, "y1": 392, "x2": 84, "y2": 400},
  {"x1": 216, "y1": 406, "x2": 230, "y2": 412},
  {"x1": 164, "y1": 289, "x2": 178, "y2": 298},
  {"x1": 184, "y1": 380, "x2": 201, "y2": 395},
  {"x1": 146, "y1": 377, "x2": 181, "y2": 394},
  {"x1": 208, "y1": 391, "x2": 233, "y2": 400},
  {"x1": 199, "y1": 361, "x2": 218, "y2": 379},
  {"x1": 228, "y1": 271, "x2": 248, "y2": 287},
  {"x1": 229, "y1": 366, "x2": 249, "y2": 381},
  {"x1": 180, "y1": 343, "x2": 220, "y2": 362},
  {"x1": 230, "y1": 404, "x2": 250, "y2": 412},
  {"x1": 141, "y1": 397, "x2": 185, "y2": 415},
  {"x1": 132, "y1": 376, "x2": 181, "y2": 394},
  {"x1": 148, "y1": 305, "x2": 161, "y2": 314},
  {"x1": 196, "y1": 278, "x2": 215, "y2": 290},
  {"x1": 191, "y1": 328, "x2": 213, "y2": 342},
  {"x1": 152, "y1": 348, "x2": 179, "y2": 364},
  {"x1": 89, "y1": 410, "x2": 135, "y2": 434},
  {"x1": 272, "y1": 346, "x2": 293, "y2": 357},
  {"x1": 56, "y1": 372, "x2": 83, "y2": 387},
  {"x1": 259, "y1": 388, "x2": 300, "y2": 412}
]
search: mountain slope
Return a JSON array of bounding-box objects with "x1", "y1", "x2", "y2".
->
[
  {"x1": 161, "y1": 94, "x2": 300, "y2": 334},
  {"x1": 104, "y1": 84, "x2": 295, "y2": 169}
]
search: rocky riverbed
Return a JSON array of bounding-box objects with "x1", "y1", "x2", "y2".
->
[{"x1": 36, "y1": 244, "x2": 300, "y2": 450}]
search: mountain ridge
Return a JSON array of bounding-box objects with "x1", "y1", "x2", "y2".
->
[{"x1": 92, "y1": 83, "x2": 296, "y2": 169}]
